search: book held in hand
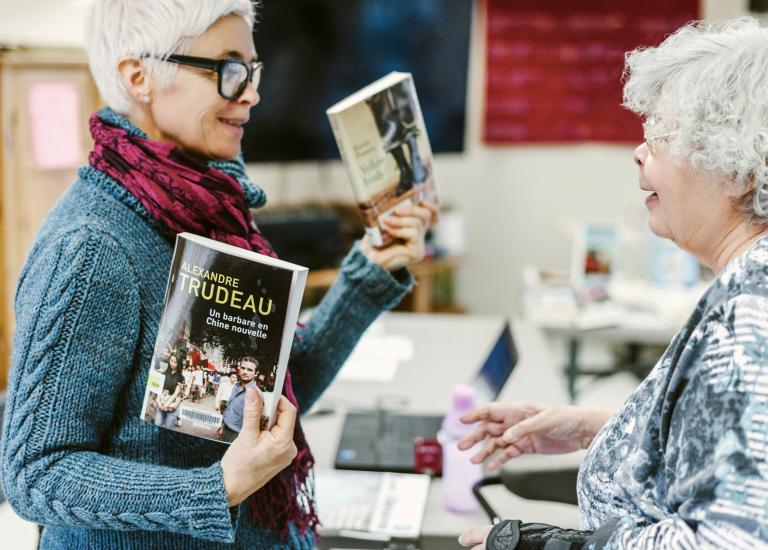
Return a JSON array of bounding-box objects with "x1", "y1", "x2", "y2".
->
[
  {"x1": 327, "y1": 72, "x2": 438, "y2": 247},
  {"x1": 139, "y1": 233, "x2": 307, "y2": 443}
]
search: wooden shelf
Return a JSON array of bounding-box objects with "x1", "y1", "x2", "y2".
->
[{"x1": 305, "y1": 255, "x2": 465, "y2": 313}]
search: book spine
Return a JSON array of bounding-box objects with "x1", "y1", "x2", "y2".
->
[
  {"x1": 327, "y1": 111, "x2": 385, "y2": 246},
  {"x1": 405, "y1": 76, "x2": 439, "y2": 206},
  {"x1": 266, "y1": 268, "x2": 307, "y2": 427}
]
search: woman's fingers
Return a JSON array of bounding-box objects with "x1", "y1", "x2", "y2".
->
[
  {"x1": 472, "y1": 434, "x2": 510, "y2": 464},
  {"x1": 458, "y1": 524, "x2": 493, "y2": 548},
  {"x1": 383, "y1": 214, "x2": 423, "y2": 229},
  {"x1": 240, "y1": 388, "x2": 265, "y2": 435},
  {"x1": 461, "y1": 405, "x2": 492, "y2": 424},
  {"x1": 503, "y1": 413, "x2": 544, "y2": 444},
  {"x1": 458, "y1": 420, "x2": 509, "y2": 450},
  {"x1": 383, "y1": 225, "x2": 420, "y2": 244},
  {"x1": 457, "y1": 425, "x2": 490, "y2": 450},
  {"x1": 421, "y1": 201, "x2": 440, "y2": 225},
  {"x1": 273, "y1": 396, "x2": 298, "y2": 437},
  {"x1": 391, "y1": 204, "x2": 434, "y2": 227},
  {"x1": 487, "y1": 444, "x2": 525, "y2": 469}
]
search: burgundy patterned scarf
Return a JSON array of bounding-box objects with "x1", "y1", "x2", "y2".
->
[{"x1": 88, "y1": 112, "x2": 318, "y2": 540}]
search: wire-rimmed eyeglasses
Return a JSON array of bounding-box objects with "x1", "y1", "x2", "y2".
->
[{"x1": 642, "y1": 116, "x2": 678, "y2": 155}]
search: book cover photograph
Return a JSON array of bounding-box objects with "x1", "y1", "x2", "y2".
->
[
  {"x1": 140, "y1": 233, "x2": 307, "y2": 444},
  {"x1": 327, "y1": 72, "x2": 438, "y2": 247}
]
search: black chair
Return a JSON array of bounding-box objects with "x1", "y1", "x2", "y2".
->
[{"x1": 473, "y1": 468, "x2": 580, "y2": 523}]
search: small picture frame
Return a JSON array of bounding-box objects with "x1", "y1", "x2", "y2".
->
[{"x1": 571, "y1": 224, "x2": 619, "y2": 288}]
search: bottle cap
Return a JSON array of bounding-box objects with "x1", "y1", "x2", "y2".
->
[
  {"x1": 441, "y1": 384, "x2": 476, "y2": 437},
  {"x1": 452, "y1": 384, "x2": 475, "y2": 413}
]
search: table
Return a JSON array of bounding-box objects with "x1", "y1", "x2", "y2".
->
[
  {"x1": 541, "y1": 320, "x2": 678, "y2": 402},
  {"x1": 301, "y1": 312, "x2": 582, "y2": 542}
]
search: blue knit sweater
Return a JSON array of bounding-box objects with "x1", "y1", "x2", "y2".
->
[{"x1": 0, "y1": 141, "x2": 412, "y2": 547}]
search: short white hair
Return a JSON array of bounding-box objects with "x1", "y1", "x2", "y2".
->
[
  {"x1": 85, "y1": 0, "x2": 256, "y2": 115},
  {"x1": 623, "y1": 16, "x2": 768, "y2": 224}
]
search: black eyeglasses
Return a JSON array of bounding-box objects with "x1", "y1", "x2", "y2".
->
[{"x1": 142, "y1": 54, "x2": 263, "y2": 100}]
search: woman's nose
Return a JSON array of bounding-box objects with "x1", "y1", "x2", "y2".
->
[
  {"x1": 633, "y1": 142, "x2": 647, "y2": 167},
  {"x1": 239, "y1": 83, "x2": 260, "y2": 107}
]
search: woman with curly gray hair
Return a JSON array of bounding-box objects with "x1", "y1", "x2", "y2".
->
[{"x1": 458, "y1": 17, "x2": 768, "y2": 550}]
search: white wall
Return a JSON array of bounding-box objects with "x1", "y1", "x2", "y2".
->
[
  {"x1": 0, "y1": 0, "x2": 751, "y2": 315},
  {"x1": 0, "y1": 0, "x2": 90, "y2": 48}
]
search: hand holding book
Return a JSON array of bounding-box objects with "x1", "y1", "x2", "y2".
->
[
  {"x1": 140, "y1": 233, "x2": 307, "y2": 441},
  {"x1": 327, "y1": 72, "x2": 440, "y2": 250},
  {"x1": 360, "y1": 202, "x2": 439, "y2": 272},
  {"x1": 221, "y1": 389, "x2": 298, "y2": 507}
]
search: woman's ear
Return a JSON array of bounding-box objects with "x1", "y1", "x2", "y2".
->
[
  {"x1": 727, "y1": 173, "x2": 758, "y2": 216},
  {"x1": 117, "y1": 57, "x2": 151, "y2": 104}
]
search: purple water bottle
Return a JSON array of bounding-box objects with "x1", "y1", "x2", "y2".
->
[{"x1": 440, "y1": 384, "x2": 483, "y2": 513}]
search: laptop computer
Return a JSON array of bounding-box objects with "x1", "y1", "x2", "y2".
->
[
  {"x1": 334, "y1": 321, "x2": 518, "y2": 473},
  {"x1": 315, "y1": 468, "x2": 430, "y2": 546}
]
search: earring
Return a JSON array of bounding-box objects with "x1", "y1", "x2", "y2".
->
[{"x1": 141, "y1": 94, "x2": 150, "y2": 103}]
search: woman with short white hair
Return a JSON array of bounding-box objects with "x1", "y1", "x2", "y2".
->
[
  {"x1": 0, "y1": 1, "x2": 435, "y2": 548},
  {"x1": 459, "y1": 17, "x2": 768, "y2": 549}
]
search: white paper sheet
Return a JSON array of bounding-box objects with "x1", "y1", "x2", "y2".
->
[
  {"x1": 337, "y1": 334, "x2": 414, "y2": 382},
  {"x1": 28, "y1": 81, "x2": 83, "y2": 170}
]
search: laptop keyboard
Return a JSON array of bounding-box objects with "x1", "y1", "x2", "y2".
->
[{"x1": 336, "y1": 411, "x2": 444, "y2": 473}]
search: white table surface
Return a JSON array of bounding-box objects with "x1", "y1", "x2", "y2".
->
[{"x1": 302, "y1": 312, "x2": 583, "y2": 538}]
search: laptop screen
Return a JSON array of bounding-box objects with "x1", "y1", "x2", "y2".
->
[{"x1": 473, "y1": 322, "x2": 517, "y2": 404}]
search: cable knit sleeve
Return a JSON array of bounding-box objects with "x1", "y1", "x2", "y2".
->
[
  {"x1": 289, "y1": 241, "x2": 413, "y2": 411},
  {"x1": 1, "y1": 229, "x2": 237, "y2": 542}
]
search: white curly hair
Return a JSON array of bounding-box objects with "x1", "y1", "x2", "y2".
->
[
  {"x1": 84, "y1": 0, "x2": 257, "y2": 115},
  {"x1": 623, "y1": 16, "x2": 768, "y2": 224}
]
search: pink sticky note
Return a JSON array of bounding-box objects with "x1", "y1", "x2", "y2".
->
[{"x1": 28, "y1": 81, "x2": 84, "y2": 170}]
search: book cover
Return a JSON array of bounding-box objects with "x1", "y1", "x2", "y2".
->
[
  {"x1": 570, "y1": 224, "x2": 619, "y2": 289},
  {"x1": 327, "y1": 72, "x2": 438, "y2": 247},
  {"x1": 139, "y1": 233, "x2": 307, "y2": 443}
]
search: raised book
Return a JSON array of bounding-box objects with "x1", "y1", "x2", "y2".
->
[
  {"x1": 327, "y1": 71, "x2": 438, "y2": 248},
  {"x1": 139, "y1": 232, "x2": 308, "y2": 443}
]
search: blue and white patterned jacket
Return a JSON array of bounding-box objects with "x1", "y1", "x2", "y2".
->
[{"x1": 577, "y1": 236, "x2": 768, "y2": 548}]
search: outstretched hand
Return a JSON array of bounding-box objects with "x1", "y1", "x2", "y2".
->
[{"x1": 458, "y1": 402, "x2": 611, "y2": 469}]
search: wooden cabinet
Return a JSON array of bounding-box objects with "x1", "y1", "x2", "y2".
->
[{"x1": 0, "y1": 48, "x2": 100, "y2": 388}]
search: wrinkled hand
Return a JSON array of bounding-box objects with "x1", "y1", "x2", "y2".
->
[
  {"x1": 220, "y1": 390, "x2": 297, "y2": 506},
  {"x1": 458, "y1": 402, "x2": 612, "y2": 469},
  {"x1": 458, "y1": 524, "x2": 493, "y2": 550},
  {"x1": 360, "y1": 202, "x2": 439, "y2": 272}
]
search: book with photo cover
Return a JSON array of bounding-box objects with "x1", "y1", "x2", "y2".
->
[
  {"x1": 139, "y1": 232, "x2": 307, "y2": 443},
  {"x1": 327, "y1": 72, "x2": 438, "y2": 248}
]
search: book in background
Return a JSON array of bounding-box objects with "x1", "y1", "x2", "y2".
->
[
  {"x1": 570, "y1": 224, "x2": 619, "y2": 290},
  {"x1": 327, "y1": 72, "x2": 439, "y2": 248},
  {"x1": 139, "y1": 233, "x2": 307, "y2": 443}
]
